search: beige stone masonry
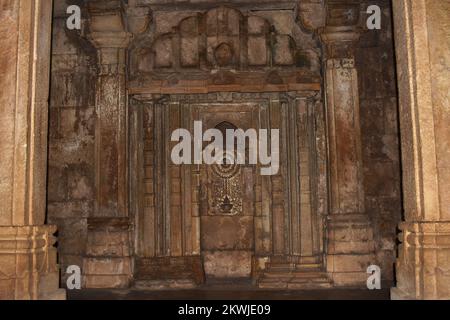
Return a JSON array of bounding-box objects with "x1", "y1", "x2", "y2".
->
[
  {"x1": 0, "y1": 0, "x2": 64, "y2": 299},
  {"x1": 391, "y1": 0, "x2": 450, "y2": 300}
]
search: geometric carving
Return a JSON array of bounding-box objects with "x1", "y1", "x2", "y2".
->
[
  {"x1": 209, "y1": 121, "x2": 242, "y2": 216},
  {"x1": 131, "y1": 92, "x2": 325, "y2": 287},
  {"x1": 209, "y1": 167, "x2": 243, "y2": 216},
  {"x1": 138, "y1": 6, "x2": 300, "y2": 73}
]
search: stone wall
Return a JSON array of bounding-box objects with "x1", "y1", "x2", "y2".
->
[
  {"x1": 356, "y1": 0, "x2": 402, "y2": 285},
  {"x1": 46, "y1": 0, "x2": 402, "y2": 288},
  {"x1": 0, "y1": 0, "x2": 64, "y2": 299},
  {"x1": 391, "y1": 0, "x2": 450, "y2": 300},
  {"x1": 47, "y1": 1, "x2": 97, "y2": 286}
]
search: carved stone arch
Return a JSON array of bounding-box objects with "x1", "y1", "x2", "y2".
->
[
  {"x1": 202, "y1": 6, "x2": 244, "y2": 68},
  {"x1": 203, "y1": 6, "x2": 243, "y2": 36},
  {"x1": 179, "y1": 15, "x2": 201, "y2": 68},
  {"x1": 151, "y1": 33, "x2": 176, "y2": 69},
  {"x1": 215, "y1": 120, "x2": 238, "y2": 134},
  {"x1": 272, "y1": 34, "x2": 296, "y2": 66},
  {"x1": 127, "y1": 4, "x2": 315, "y2": 82}
]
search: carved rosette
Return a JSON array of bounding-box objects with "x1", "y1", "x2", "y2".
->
[{"x1": 209, "y1": 160, "x2": 243, "y2": 216}]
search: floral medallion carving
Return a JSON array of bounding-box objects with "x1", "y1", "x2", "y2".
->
[{"x1": 209, "y1": 150, "x2": 243, "y2": 216}]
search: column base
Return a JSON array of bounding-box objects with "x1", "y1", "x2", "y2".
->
[
  {"x1": 0, "y1": 225, "x2": 66, "y2": 300},
  {"x1": 392, "y1": 222, "x2": 450, "y2": 300},
  {"x1": 134, "y1": 256, "x2": 204, "y2": 289},
  {"x1": 390, "y1": 287, "x2": 414, "y2": 300},
  {"x1": 256, "y1": 255, "x2": 332, "y2": 289},
  {"x1": 83, "y1": 218, "x2": 132, "y2": 289},
  {"x1": 326, "y1": 214, "x2": 376, "y2": 287}
]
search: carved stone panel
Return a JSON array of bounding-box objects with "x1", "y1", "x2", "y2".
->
[
  {"x1": 130, "y1": 91, "x2": 325, "y2": 286},
  {"x1": 128, "y1": 5, "x2": 322, "y2": 91},
  {"x1": 196, "y1": 104, "x2": 258, "y2": 279}
]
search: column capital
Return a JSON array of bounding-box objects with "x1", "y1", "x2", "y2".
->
[
  {"x1": 320, "y1": 26, "x2": 361, "y2": 43},
  {"x1": 89, "y1": 31, "x2": 132, "y2": 49},
  {"x1": 325, "y1": 57, "x2": 355, "y2": 69},
  {"x1": 319, "y1": 0, "x2": 362, "y2": 59},
  {"x1": 87, "y1": 0, "x2": 132, "y2": 49},
  {"x1": 319, "y1": 26, "x2": 361, "y2": 59}
]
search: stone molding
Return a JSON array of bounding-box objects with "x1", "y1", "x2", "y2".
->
[
  {"x1": 392, "y1": 222, "x2": 450, "y2": 299},
  {"x1": 89, "y1": 31, "x2": 132, "y2": 49},
  {"x1": 0, "y1": 225, "x2": 65, "y2": 300}
]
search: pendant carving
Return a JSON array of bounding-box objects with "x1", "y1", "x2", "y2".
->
[{"x1": 209, "y1": 153, "x2": 243, "y2": 216}]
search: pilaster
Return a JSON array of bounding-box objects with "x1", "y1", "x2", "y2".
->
[
  {"x1": 391, "y1": 0, "x2": 450, "y2": 299},
  {"x1": 0, "y1": 0, "x2": 64, "y2": 299},
  {"x1": 82, "y1": 0, "x2": 133, "y2": 288},
  {"x1": 320, "y1": 1, "x2": 375, "y2": 287}
]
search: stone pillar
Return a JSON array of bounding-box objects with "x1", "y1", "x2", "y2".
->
[
  {"x1": 391, "y1": 0, "x2": 450, "y2": 300},
  {"x1": 82, "y1": 1, "x2": 133, "y2": 288},
  {"x1": 0, "y1": 0, "x2": 65, "y2": 299},
  {"x1": 320, "y1": 1, "x2": 375, "y2": 286}
]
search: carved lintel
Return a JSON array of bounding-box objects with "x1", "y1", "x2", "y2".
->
[{"x1": 129, "y1": 6, "x2": 307, "y2": 77}]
